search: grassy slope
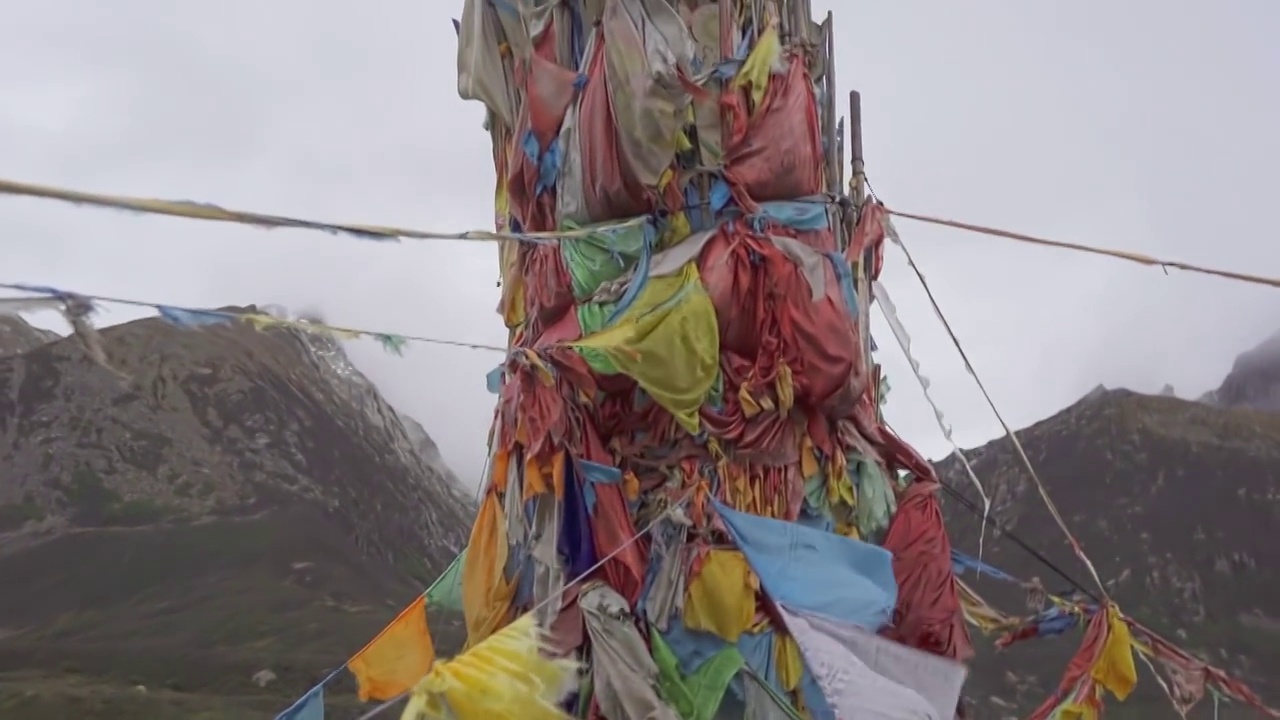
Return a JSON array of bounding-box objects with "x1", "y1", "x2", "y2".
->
[{"x1": 0, "y1": 506, "x2": 462, "y2": 720}]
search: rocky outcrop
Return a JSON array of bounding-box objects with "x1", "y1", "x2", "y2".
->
[
  {"x1": 0, "y1": 315, "x2": 59, "y2": 358},
  {"x1": 1203, "y1": 329, "x2": 1280, "y2": 412}
]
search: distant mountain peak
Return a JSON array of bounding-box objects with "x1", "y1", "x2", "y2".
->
[
  {"x1": 1205, "y1": 329, "x2": 1280, "y2": 412},
  {"x1": 0, "y1": 314, "x2": 60, "y2": 358},
  {"x1": 1082, "y1": 383, "x2": 1109, "y2": 402}
]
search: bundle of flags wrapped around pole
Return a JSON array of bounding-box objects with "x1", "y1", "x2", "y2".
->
[{"x1": 267, "y1": 0, "x2": 1280, "y2": 718}]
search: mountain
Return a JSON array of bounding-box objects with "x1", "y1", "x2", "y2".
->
[
  {"x1": 0, "y1": 316, "x2": 59, "y2": 358},
  {"x1": 0, "y1": 310, "x2": 474, "y2": 719},
  {"x1": 257, "y1": 305, "x2": 466, "y2": 492},
  {"x1": 1201, "y1": 329, "x2": 1280, "y2": 412},
  {"x1": 4, "y1": 310, "x2": 1278, "y2": 720},
  {"x1": 938, "y1": 385, "x2": 1280, "y2": 717}
]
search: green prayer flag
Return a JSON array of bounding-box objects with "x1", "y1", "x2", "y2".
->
[{"x1": 424, "y1": 549, "x2": 466, "y2": 611}]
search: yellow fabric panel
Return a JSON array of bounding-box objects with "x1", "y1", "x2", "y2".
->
[
  {"x1": 522, "y1": 450, "x2": 565, "y2": 500},
  {"x1": 774, "y1": 630, "x2": 804, "y2": 692},
  {"x1": 775, "y1": 362, "x2": 794, "y2": 415},
  {"x1": 494, "y1": 162, "x2": 509, "y2": 228},
  {"x1": 720, "y1": 467, "x2": 788, "y2": 519},
  {"x1": 799, "y1": 434, "x2": 820, "y2": 479},
  {"x1": 683, "y1": 549, "x2": 757, "y2": 642},
  {"x1": 489, "y1": 446, "x2": 511, "y2": 494},
  {"x1": 1091, "y1": 606, "x2": 1138, "y2": 701},
  {"x1": 461, "y1": 492, "x2": 516, "y2": 647},
  {"x1": 659, "y1": 210, "x2": 692, "y2": 249},
  {"x1": 400, "y1": 614, "x2": 578, "y2": 720},
  {"x1": 493, "y1": 147, "x2": 523, "y2": 327},
  {"x1": 733, "y1": 26, "x2": 781, "y2": 111},
  {"x1": 570, "y1": 262, "x2": 719, "y2": 434},
  {"x1": 826, "y1": 452, "x2": 855, "y2": 517},
  {"x1": 348, "y1": 595, "x2": 436, "y2": 702},
  {"x1": 1056, "y1": 702, "x2": 1099, "y2": 720},
  {"x1": 738, "y1": 382, "x2": 767, "y2": 418}
]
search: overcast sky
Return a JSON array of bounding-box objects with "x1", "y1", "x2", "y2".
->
[{"x1": 2, "y1": 1, "x2": 1278, "y2": 489}]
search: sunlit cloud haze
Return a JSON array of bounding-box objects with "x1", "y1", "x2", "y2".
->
[{"x1": 2, "y1": 1, "x2": 1277, "y2": 489}]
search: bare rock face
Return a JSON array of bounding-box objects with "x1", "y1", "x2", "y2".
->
[
  {"x1": 0, "y1": 309, "x2": 473, "y2": 561},
  {"x1": 1205, "y1": 329, "x2": 1280, "y2": 412},
  {"x1": 260, "y1": 304, "x2": 467, "y2": 491},
  {"x1": 0, "y1": 315, "x2": 59, "y2": 358}
]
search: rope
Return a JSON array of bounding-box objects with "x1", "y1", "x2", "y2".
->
[
  {"x1": 3, "y1": 174, "x2": 1277, "y2": 290},
  {"x1": 936, "y1": 478, "x2": 1096, "y2": 603},
  {"x1": 0, "y1": 177, "x2": 644, "y2": 244},
  {"x1": 883, "y1": 216, "x2": 1113, "y2": 604},
  {"x1": 888, "y1": 208, "x2": 1280, "y2": 290},
  {"x1": 0, "y1": 282, "x2": 508, "y2": 353}
]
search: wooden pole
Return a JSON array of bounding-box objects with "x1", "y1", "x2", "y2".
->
[
  {"x1": 822, "y1": 12, "x2": 838, "y2": 194},
  {"x1": 848, "y1": 90, "x2": 865, "y2": 206},
  {"x1": 848, "y1": 90, "x2": 873, "y2": 381}
]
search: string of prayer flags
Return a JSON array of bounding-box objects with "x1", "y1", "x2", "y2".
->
[
  {"x1": 347, "y1": 596, "x2": 437, "y2": 702},
  {"x1": 271, "y1": 553, "x2": 477, "y2": 720},
  {"x1": 0, "y1": 175, "x2": 646, "y2": 246},
  {"x1": 951, "y1": 550, "x2": 1280, "y2": 718},
  {"x1": 0, "y1": 281, "x2": 507, "y2": 355}
]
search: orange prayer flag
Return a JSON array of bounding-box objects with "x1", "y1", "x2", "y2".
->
[
  {"x1": 347, "y1": 595, "x2": 436, "y2": 702},
  {"x1": 461, "y1": 492, "x2": 516, "y2": 646}
]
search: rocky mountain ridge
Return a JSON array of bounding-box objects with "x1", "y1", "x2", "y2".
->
[
  {"x1": 937, "y1": 329, "x2": 1280, "y2": 718},
  {"x1": 257, "y1": 304, "x2": 466, "y2": 494},
  {"x1": 0, "y1": 309, "x2": 473, "y2": 718},
  {"x1": 0, "y1": 310, "x2": 472, "y2": 558},
  {"x1": 0, "y1": 315, "x2": 59, "y2": 358},
  {"x1": 1199, "y1": 329, "x2": 1280, "y2": 412}
]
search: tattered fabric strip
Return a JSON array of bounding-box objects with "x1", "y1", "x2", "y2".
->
[{"x1": 871, "y1": 278, "x2": 991, "y2": 560}]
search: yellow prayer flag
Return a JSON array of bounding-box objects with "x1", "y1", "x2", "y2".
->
[
  {"x1": 1056, "y1": 702, "x2": 1099, "y2": 720},
  {"x1": 570, "y1": 262, "x2": 719, "y2": 434},
  {"x1": 400, "y1": 614, "x2": 578, "y2": 720},
  {"x1": 683, "y1": 549, "x2": 757, "y2": 642},
  {"x1": 1091, "y1": 606, "x2": 1138, "y2": 701},
  {"x1": 733, "y1": 26, "x2": 781, "y2": 110},
  {"x1": 775, "y1": 631, "x2": 804, "y2": 692},
  {"x1": 348, "y1": 595, "x2": 436, "y2": 702}
]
